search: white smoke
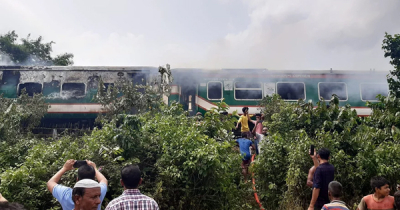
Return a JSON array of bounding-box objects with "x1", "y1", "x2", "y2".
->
[{"x1": 0, "y1": 52, "x2": 15, "y2": 65}]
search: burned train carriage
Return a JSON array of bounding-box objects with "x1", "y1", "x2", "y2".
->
[
  {"x1": 0, "y1": 66, "x2": 158, "y2": 127},
  {"x1": 0, "y1": 66, "x2": 390, "y2": 127}
]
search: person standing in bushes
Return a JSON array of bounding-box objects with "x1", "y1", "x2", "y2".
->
[
  {"x1": 252, "y1": 113, "x2": 264, "y2": 155},
  {"x1": 47, "y1": 159, "x2": 108, "y2": 210},
  {"x1": 253, "y1": 127, "x2": 267, "y2": 155},
  {"x1": 235, "y1": 107, "x2": 254, "y2": 139},
  {"x1": 105, "y1": 164, "x2": 159, "y2": 210},
  {"x1": 308, "y1": 148, "x2": 335, "y2": 210},
  {"x1": 321, "y1": 181, "x2": 349, "y2": 210},
  {"x1": 307, "y1": 150, "x2": 320, "y2": 187},
  {"x1": 252, "y1": 113, "x2": 264, "y2": 135},
  {"x1": 357, "y1": 176, "x2": 395, "y2": 210},
  {"x1": 236, "y1": 133, "x2": 255, "y2": 182}
]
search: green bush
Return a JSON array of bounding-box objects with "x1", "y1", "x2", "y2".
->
[
  {"x1": 0, "y1": 100, "x2": 257, "y2": 210},
  {"x1": 254, "y1": 94, "x2": 400, "y2": 209}
]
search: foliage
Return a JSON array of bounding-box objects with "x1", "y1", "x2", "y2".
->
[
  {"x1": 0, "y1": 76, "x2": 257, "y2": 210},
  {"x1": 0, "y1": 30, "x2": 73, "y2": 66},
  {"x1": 383, "y1": 32, "x2": 400, "y2": 97},
  {"x1": 254, "y1": 94, "x2": 400, "y2": 209}
]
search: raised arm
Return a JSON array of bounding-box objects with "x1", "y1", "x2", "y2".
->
[
  {"x1": 47, "y1": 159, "x2": 76, "y2": 193},
  {"x1": 310, "y1": 150, "x2": 319, "y2": 168},
  {"x1": 252, "y1": 121, "x2": 259, "y2": 134},
  {"x1": 0, "y1": 193, "x2": 7, "y2": 202},
  {"x1": 86, "y1": 160, "x2": 108, "y2": 185}
]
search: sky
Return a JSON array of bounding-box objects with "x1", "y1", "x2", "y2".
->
[{"x1": 0, "y1": 0, "x2": 399, "y2": 70}]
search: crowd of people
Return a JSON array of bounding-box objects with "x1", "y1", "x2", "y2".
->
[
  {"x1": 234, "y1": 106, "x2": 400, "y2": 210},
  {"x1": 305, "y1": 147, "x2": 400, "y2": 210},
  {"x1": 0, "y1": 161, "x2": 159, "y2": 210},
  {"x1": 1, "y1": 106, "x2": 400, "y2": 210}
]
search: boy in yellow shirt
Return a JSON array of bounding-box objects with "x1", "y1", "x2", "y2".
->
[{"x1": 235, "y1": 107, "x2": 255, "y2": 139}]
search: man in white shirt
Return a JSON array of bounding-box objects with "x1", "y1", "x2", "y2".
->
[{"x1": 254, "y1": 127, "x2": 268, "y2": 154}]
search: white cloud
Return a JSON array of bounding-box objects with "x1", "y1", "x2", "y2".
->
[
  {"x1": 1, "y1": 0, "x2": 400, "y2": 70},
  {"x1": 203, "y1": 0, "x2": 400, "y2": 70}
]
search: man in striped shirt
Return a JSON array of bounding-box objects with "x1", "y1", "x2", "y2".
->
[
  {"x1": 322, "y1": 181, "x2": 349, "y2": 210},
  {"x1": 105, "y1": 165, "x2": 159, "y2": 210}
]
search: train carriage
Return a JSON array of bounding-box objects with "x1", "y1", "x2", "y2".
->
[
  {"x1": 169, "y1": 69, "x2": 389, "y2": 117},
  {"x1": 0, "y1": 66, "x2": 390, "y2": 128},
  {"x1": 0, "y1": 66, "x2": 157, "y2": 127}
]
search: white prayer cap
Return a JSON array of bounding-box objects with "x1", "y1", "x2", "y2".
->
[{"x1": 73, "y1": 179, "x2": 101, "y2": 189}]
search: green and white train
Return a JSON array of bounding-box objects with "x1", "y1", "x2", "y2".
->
[{"x1": 0, "y1": 66, "x2": 389, "y2": 127}]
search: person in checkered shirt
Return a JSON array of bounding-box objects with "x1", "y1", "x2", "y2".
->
[{"x1": 105, "y1": 165, "x2": 159, "y2": 210}]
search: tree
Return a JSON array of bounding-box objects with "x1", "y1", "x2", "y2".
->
[
  {"x1": 382, "y1": 32, "x2": 400, "y2": 97},
  {"x1": 0, "y1": 30, "x2": 73, "y2": 66}
]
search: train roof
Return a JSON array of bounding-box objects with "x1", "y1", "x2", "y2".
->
[
  {"x1": 0, "y1": 66, "x2": 158, "y2": 71},
  {"x1": 0, "y1": 65, "x2": 390, "y2": 75}
]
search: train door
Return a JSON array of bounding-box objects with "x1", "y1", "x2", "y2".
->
[
  {"x1": 180, "y1": 84, "x2": 197, "y2": 116},
  {"x1": 0, "y1": 70, "x2": 20, "y2": 98}
]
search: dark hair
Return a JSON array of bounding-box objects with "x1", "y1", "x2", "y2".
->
[
  {"x1": 242, "y1": 107, "x2": 249, "y2": 113},
  {"x1": 121, "y1": 165, "x2": 141, "y2": 189},
  {"x1": 328, "y1": 181, "x2": 343, "y2": 198},
  {"x1": 371, "y1": 176, "x2": 390, "y2": 191},
  {"x1": 241, "y1": 133, "x2": 248, "y2": 138},
  {"x1": 78, "y1": 165, "x2": 95, "y2": 180},
  {"x1": 0, "y1": 202, "x2": 26, "y2": 210},
  {"x1": 317, "y1": 148, "x2": 330, "y2": 160},
  {"x1": 72, "y1": 187, "x2": 85, "y2": 203},
  {"x1": 394, "y1": 190, "x2": 400, "y2": 209},
  {"x1": 255, "y1": 113, "x2": 262, "y2": 117}
]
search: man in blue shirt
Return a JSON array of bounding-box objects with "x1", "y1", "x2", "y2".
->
[
  {"x1": 47, "y1": 159, "x2": 108, "y2": 210},
  {"x1": 236, "y1": 133, "x2": 255, "y2": 182}
]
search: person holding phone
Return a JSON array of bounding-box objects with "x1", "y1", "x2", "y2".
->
[
  {"x1": 307, "y1": 145, "x2": 320, "y2": 187},
  {"x1": 308, "y1": 148, "x2": 335, "y2": 210},
  {"x1": 47, "y1": 159, "x2": 108, "y2": 210}
]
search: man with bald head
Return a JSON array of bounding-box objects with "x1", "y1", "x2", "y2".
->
[{"x1": 72, "y1": 179, "x2": 102, "y2": 210}]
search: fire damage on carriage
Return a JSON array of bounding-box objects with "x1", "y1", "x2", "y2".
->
[{"x1": 0, "y1": 66, "x2": 390, "y2": 136}]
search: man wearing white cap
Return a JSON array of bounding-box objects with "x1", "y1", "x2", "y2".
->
[
  {"x1": 47, "y1": 159, "x2": 108, "y2": 210},
  {"x1": 72, "y1": 179, "x2": 101, "y2": 210},
  {"x1": 105, "y1": 165, "x2": 159, "y2": 210}
]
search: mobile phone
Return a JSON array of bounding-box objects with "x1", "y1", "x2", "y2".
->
[
  {"x1": 73, "y1": 160, "x2": 87, "y2": 168},
  {"x1": 310, "y1": 145, "x2": 315, "y2": 155}
]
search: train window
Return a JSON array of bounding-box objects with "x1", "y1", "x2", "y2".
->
[
  {"x1": 318, "y1": 82, "x2": 348, "y2": 101},
  {"x1": 87, "y1": 76, "x2": 100, "y2": 89},
  {"x1": 207, "y1": 81, "x2": 223, "y2": 100},
  {"x1": 104, "y1": 83, "x2": 114, "y2": 92},
  {"x1": 360, "y1": 83, "x2": 389, "y2": 101},
  {"x1": 277, "y1": 82, "x2": 305, "y2": 100},
  {"x1": 62, "y1": 83, "x2": 86, "y2": 97},
  {"x1": 18, "y1": 83, "x2": 42, "y2": 96},
  {"x1": 234, "y1": 82, "x2": 263, "y2": 100}
]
